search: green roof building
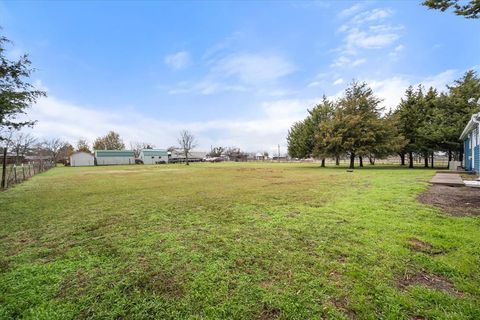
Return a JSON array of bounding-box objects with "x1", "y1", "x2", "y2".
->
[
  {"x1": 94, "y1": 150, "x2": 135, "y2": 165},
  {"x1": 139, "y1": 149, "x2": 169, "y2": 164}
]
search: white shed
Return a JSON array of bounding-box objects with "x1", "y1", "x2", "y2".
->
[
  {"x1": 94, "y1": 150, "x2": 135, "y2": 165},
  {"x1": 139, "y1": 149, "x2": 169, "y2": 164},
  {"x1": 70, "y1": 152, "x2": 95, "y2": 167}
]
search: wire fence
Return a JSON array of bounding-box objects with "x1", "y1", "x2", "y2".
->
[
  {"x1": 1, "y1": 161, "x2": 55, "y2": 190},
  {"x1": 242, "y1": 155, "x2": 449, "y2": 167}
]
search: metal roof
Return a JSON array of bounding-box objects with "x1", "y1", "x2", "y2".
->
[
  {"x1": 95, "y1": 150, "x2": 135, "y2": 157},
  {"x1": 141, "y1": 149, "x2": 168, "y2": 156},
  {"x1": 460, "y1": 112, "x2": 480, "y2": 140},
  {"x1": 70, "y1": 151, "x2": 94, "y2": 156}
]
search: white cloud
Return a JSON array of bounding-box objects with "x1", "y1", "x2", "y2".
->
[
  {"x1": 213, "y1": 52, "x2": 296, "y2": 84},
  {"x1": 338, "y1": 4, "x2": 363, "y2": 18},
  {"x1": 164, "y1": 51, "x2": 192, "y2": 70},
  {"x1": 330, "y1": 56, "x2": 350, "y2": 68},
  {"x1": 333, "y1": 6, "x2": 403, "y2": 67},
  {"x1": 368, "y1": 76, "x2": 411, "y2": 111},
  {"x1": 344, "y1": 25, "x2": 402, "y2": 49},
  {"x1": 330, "y1": 56, "x2": 366, "y2": 68},
  {"x1": 307, "y1": 81, "x2": 321, "y2": 88},
  {"x1": 165, "y1": 52, "x2": 296, "y2": 95},
  {"x1": 333, "y1": 78, "x2": 344, "y2": 85},
  {"x1": 368, "y1": 69, "x2": 459, "y2": 111},
  {"x1": 422, "y1": 69, "x2": 457, "y2": 90},
  {"x1": 352, "y1": 58, "x2": 366, "y2": 66},
  {"x1": 23, "y1": 93, "x2": 316, "y2": 155},
  {"x1": 352, "y1": 8, "x2": 393, "y2": 24}
]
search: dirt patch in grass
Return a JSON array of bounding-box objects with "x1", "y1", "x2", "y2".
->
[
  {"x1": 141, "y1": 270, "x2": 184, "y2": 297},
  {"x1": 57, "y1": 270, "x2": 90, "y2": 298},
  {"x1": 418, "y1": 185, "x2": 480, "y2": 216},
  {"x1": 130, "y1": 258, "x2": 184, "y2": 298},
  {"x1": 406, "y1": 238, "x2": 444, "y2": 255},
  {"x1": 257, "y1": 304, "x2": 281, "y2": 320},
  {"x1": 331, "y1": 296, "x2": 357, "y2": 319},
  {"x1": 0, "y1": 257, "x2": 9, "y2": 272},
  {"x1": 83, "y1": 169, "x2": 180, "y2": 175},
  {"x1": 398, "y1": 270, "x2": 463, "y2": 297}
]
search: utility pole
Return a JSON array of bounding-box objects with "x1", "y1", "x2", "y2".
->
[{"x1": 278, "y1": 144, "x2": 280, "y2": 162}]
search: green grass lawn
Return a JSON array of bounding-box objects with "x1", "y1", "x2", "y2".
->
[{"x1": 0, "y1": 163, "x2": 479, "y2": 319}]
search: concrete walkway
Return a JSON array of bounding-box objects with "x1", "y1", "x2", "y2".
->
[{"x1": 430, "y1": 173, "x2": 465, "y2": 187}]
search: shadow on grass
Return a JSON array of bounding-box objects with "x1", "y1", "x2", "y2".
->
[{"x1": 295, "y1": 164, "x2": 440, "y2": 171}]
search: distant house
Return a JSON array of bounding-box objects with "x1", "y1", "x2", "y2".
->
[
  {"x1": 0, "y1": 152, "x2": 20, "y2": 165},
  {"x1": 70, "y1": 151, "x2": 94, "y2": 167},
  {"x1": 460, "y1": 112, "x2": 480, "y2": 173},
  {"x1": 139, "y1": 149, "x2": 168, "y2": 164},
  {"x1": 94, "y1": 150, "x2": 135, "y2": 165}
]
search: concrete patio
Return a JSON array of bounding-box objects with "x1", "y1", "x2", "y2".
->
[{"x1": 430, "y1": 173, "x2": 465, "y2": 187}]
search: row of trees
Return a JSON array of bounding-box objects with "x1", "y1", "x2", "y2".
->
[
  {"x1": 287, "y1": 71, "x2": 480, "y2": 169},
  {"x1": 3, "y1": 130, "x2": 74, "y2": 164},
  {"x1": 76, "y1": 131, "x2": 154, "y2": 158}
]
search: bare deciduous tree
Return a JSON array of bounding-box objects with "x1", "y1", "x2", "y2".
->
[
  {"x1": 208, "y1": 146, "x2": 225, "y2": 157},
  {"x1": 11, "y1": 132, "x2": 36, "y2": 164},
  {"x1": 130, "y1": 141, "x2": 154, "y2": 158},
  {"x1": 177, "y1": 130, "x2": 197, "y2": 165},
  {"x1": 42, "y1": 138, "x2": 71, "y2": 163},
  {"x1": 225, "y1": 147, "x2": 247, "y2": 162}
]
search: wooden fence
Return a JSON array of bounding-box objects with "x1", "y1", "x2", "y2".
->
[{"x1": 1, "y1": 161, "x2": 55, "y2": 190}]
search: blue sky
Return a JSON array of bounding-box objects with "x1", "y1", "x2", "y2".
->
[{"x1": 1, "y1": 0, "x2": 479, "y2": 154}]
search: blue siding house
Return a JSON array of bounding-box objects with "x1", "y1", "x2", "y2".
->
[{"x1": 460, "y1": 112, "x2": 480, "y2": 174}]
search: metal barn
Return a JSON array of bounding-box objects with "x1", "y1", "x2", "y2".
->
[
  {"x1": 139, "y1": 149, "x2": 169, "y2": 164},
  {"x1": 70, "y1": 152, "x2": 95, "y2": 166},
  {"x1": 94, "y1": 150, "x2": 135, "y2": 165}
]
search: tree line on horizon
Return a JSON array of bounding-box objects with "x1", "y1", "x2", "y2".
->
[{"x1": 287, "y1": 71, "x2": 480, "y2": 169}]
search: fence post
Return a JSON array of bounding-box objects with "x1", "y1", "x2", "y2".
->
[{"x1": 1, "y1": 147, "x2": 7, "y2": 189}]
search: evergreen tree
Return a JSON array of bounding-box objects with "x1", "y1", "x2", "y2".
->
[
  {"x1": 394, "y1": 86, "x2": 425, "y2": 168},
  {"x1": 426, "y1": 71, "x2": 480, "y2": 162},
  {"x1": 287, "y1": 120, "x2": 310, "y2": 159},
  {"x1": 287, "y1": 95, "x2": 335, "y2": 165},
  {"x1": 0, "y1": 35, "x2": 46, "y2": 142},
  {"x1": 423, "y1": 0, "x2": 480, "y2": 19},
  {"x1": 307, "y1": 96, "x2": 335, "y2": 166},
  {"x1": 320, "y1": 81, "x2": 393, "y2": 169}
]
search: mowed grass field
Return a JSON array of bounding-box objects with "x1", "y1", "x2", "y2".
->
[{"x1": 0, "y1": 163, "x2": 479, "y2": 319}]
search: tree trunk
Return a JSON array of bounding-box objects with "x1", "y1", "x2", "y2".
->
[
  {"x1": 321, "y1": 158, "x2": 325, "y2": 167},
  {"x1": 1, "y1": 147, "x2": 7, "y2": 189},
  {"x1": 431, "y1": 152, "x2": 434, "y2": 169},
  {"x1": 424, "y1": 153, "x2": 429, "y2": 168},
  {"x1": 409, "y1": 151, "x2": 414, "y2": 168},
  {"x1": 335, "y1": 155, "x2": 340, "y2": 166},
  {"x1": 349, "y1": 153, "x2": 355, "y2": 169},
  {"x1": 400, "y1": 152, "x2": 405, "y2": 166},
  {"x1": 448, "y1": 150, "x2": 452, "y2": 162},
  {"x1": 459, "y1": 150, "x2": 463, "y2": 162},
  {"x1": 359, "y1": 156, "x2": 363, "y2": 167},
  {"x1": 369, "y1": 156, "x2": 375, "y2": 165}
]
